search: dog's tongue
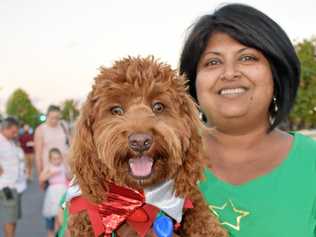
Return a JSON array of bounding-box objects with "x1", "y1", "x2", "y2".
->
[{"x1": 129, "y1": 156, "x2": 153, "y2": 177}]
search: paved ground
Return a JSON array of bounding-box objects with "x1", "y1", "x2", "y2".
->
[{"x1": 1, "y1": 176, "x2": 47, "y2": 237}]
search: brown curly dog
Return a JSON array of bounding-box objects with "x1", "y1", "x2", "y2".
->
[{"x1": 68, "y1": 56, "x2": 227, "y2": 237}]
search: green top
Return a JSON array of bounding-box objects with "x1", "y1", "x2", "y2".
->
[{"x1": 198, "y1": 132, "x2": 316, "y2": 237}]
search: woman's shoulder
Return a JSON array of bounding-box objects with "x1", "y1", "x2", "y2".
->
[
  {"x1": 35, "y1": 123, "x2": 48, "y2": 134},
  {"x1": 290, "y1": 132, "x2": 316, "y2": 166},
  {"x1": 292, "y1": 132, "x2": 316, "y2": 151}
]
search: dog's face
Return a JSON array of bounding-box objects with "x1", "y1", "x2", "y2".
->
[{"x1": 71, "y1": 57, "x2": 204, "y2": 197}]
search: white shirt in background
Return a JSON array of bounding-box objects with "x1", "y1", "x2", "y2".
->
[
  {"x1": 16, "y1": 146, "x2": 27, "y2": 193},
  {"x1": 0, "y1": 133, "x2": 22, "y2": 190}
]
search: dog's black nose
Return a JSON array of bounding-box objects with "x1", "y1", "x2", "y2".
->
[{"x1": 128, "y1": 133, "x2": 153, "y2": 152}]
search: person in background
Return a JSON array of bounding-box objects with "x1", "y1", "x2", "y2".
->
[
  {"x1": 56, "y1": 192, "x2": 70, "y2": 237},
  {"x1": 0, "y1": 117, "x2": 23, "y2": 237},
  {"x1": 40, "y1": 148, "x2": 67, "y2": 237},
  {"x1": 19, "y1": 124, "x2": 34, "y2": 181},
  {"x1": 34, "y1": 105, "x2": 70, "y2": 190},
  {"x1": 179, "y1": 3, "x2": 316, "y2": 236}
]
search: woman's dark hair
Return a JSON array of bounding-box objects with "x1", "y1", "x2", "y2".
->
[
  {"x1": 46, "y1": 105, "x2": 61, "y2": 115},
  {"x1": 179, "y1": 3, "x2": 300, "y2": 131}
]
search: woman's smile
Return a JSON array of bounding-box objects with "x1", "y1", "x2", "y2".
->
[{"x1": 218, "y1": 87, "x2": 248, "y2": 97}]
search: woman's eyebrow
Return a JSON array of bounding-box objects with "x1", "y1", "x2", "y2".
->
[
  {"x1": 237, "y1": 47, "x2": 252, "y2": 53},
  {"x1": 203, "y1": 51, "x2": 222, "y2": 56},
  {"x1": 203, "y1": 47, "x2": 251, "y2": 57}
]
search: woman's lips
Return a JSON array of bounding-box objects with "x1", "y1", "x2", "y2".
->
[{"x1": 218, "y1": 87, "x2": 248, "y2": 97}]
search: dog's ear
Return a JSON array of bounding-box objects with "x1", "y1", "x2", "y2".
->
[
  {"x1": 175, "y1": 91, "x2": 206, "y2": 197},
  {"x1": 69, "y1": 93, "x2": 108, "y2": 202}
]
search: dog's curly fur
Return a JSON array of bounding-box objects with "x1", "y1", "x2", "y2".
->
[{"x1": 68, "y1": 56, "x2": 227, "y2": 237}]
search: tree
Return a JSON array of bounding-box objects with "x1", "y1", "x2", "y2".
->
[
  {"x1": 6, "y1": 88, "x2": 40, "y2": 127},
  {"x1": 61, "y1": 99, "x2": 80, "y2": 123},
  {"x1": 289, "y1": 37, "x2": 316, "y2": 129}
]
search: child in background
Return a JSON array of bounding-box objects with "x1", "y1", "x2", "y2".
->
[{"x1": 40, "y1": 148, "x2": 67, "y2": 237}]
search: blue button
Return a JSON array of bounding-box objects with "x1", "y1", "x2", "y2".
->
[{"x1": 153, "y1": 215, "x2": 173, "y2": 237}]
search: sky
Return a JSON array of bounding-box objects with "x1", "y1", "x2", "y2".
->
[{"x1": 1, "y1": 0, "x2": 315, "y2": 112}]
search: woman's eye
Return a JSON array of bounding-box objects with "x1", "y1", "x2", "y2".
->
[
  {"x1": 152, "y1": 102, "x2": 165, "y2": 113},
  {"x1": 240, "y1": 55, "x2": 257, "y2": 62},
  {"x1": 111, "y1": 106, "x2": 124, "y2": 116},
  {"x1": 206, "y1": 59, "x2": 221, "y2": 66}
]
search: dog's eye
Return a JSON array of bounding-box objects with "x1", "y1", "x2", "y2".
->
[
  {"x1": 152, "y1": 102, "x2": 164, "y2": 113},
  {"x1": 111, "y1": 106, "x2": 124, "y2": 116}
]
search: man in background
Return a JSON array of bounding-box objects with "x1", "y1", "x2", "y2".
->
[{"x1": 0, "y1": 117, "x2": 21, "y2": 237}]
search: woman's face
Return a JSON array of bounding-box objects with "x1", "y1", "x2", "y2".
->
[
  {"x1": 196, "y1": 32, "x2": 273, "y2": 127},
  {"x1": 46, "y1": 111, "x2": 60, "y2": 127}
]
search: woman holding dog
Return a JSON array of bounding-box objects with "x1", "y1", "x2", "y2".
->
[{"x1": 179, "y1": 3, "x2": 316, "y2": 237}]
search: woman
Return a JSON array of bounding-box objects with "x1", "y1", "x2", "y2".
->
[
  {"x1": 34, "y1": 105, "x2": 69, "y2": 189},
  {"x1": 179, "y1": 4, "x2": 316, "y2": 237}
]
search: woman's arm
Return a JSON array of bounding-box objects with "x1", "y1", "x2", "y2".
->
[
  {"x1": 0, "y1": 164, "x2": 3, "y2": 176},
  {"x1": 34, "y1": 126, "x2": 44, "y2": 175}
]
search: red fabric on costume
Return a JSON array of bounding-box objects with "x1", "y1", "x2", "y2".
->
[{"x1": 69, "y1": 183, "x2": 193, "y2": 237}]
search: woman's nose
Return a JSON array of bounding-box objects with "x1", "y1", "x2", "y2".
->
[{"x1": 220, "y1": 62, "x2": 241, "y2": 81}]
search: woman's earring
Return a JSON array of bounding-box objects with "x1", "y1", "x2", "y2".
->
[
  {"x1": 199, "y1": 112, "x2": 203, "y2": 120},
  {"x1": 269, "y1": 96, "x2": 278, "y2": 125},
  {"x1": 199, "y1": 110, "x2": 207, "y2": 123},
  {"x1": 273, "y1": 96, "x2": 278, "y2": 112}
]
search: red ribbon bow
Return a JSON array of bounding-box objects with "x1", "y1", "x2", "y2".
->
[{"x1": 69, "y1": 183, "x2": 159, "y2": 237}]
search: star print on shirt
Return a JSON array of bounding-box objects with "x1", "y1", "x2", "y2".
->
[{"x1": 209, "y1": 200, "x2": 250, "y2": 231}]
